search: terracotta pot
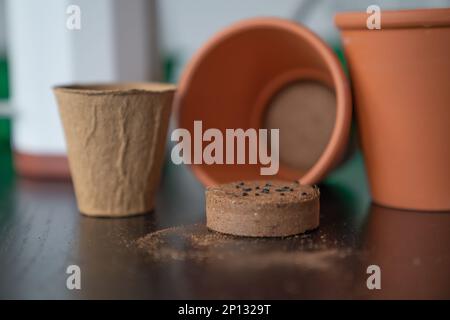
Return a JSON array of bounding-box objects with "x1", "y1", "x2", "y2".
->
[
  {"x1": 336, "y1": 8, "x2": 450, "y2": 211},
  {"x1": 14, "y1": 152, "x2": 71, "y2": 180},
  {"x1": 54, "y1": 83, "x2": 175, "y2": 217},
  {"x1": 175, "y1": 18, "x2": 351, "y2": 186}
]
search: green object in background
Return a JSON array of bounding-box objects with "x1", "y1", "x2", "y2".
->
[
  {"x1": 0, "y1": 117, "x2": 13, "y2": 187},
  {"x1": 0, "y1": 57, "x2": 10, "y2": 149},
  {"x1": 333, "y1": 44, "x2": 348, "y2": 75},
  {"x1": 324, "y1": 151, "x2": 370, "y2": 222},
  {"x1": 0, "y1": 57, "x2": 11, "y2": 147},
  {"x1": 0, "y1": 58, "x2": 8, "y2": 98},
  {"x1": 0, "y1": 117, "x2": 10, "y2": 146},
  {"x1": 163, "y1": 53, "x2": 179, "y2": 84},
  {"x1": 0, "y1": 57, "x2": 13, "y2": 185}
]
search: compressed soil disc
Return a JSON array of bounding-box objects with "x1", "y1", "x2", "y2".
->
[{"x1": 206, "y1": 180, "x2": 320, "y2": 237}]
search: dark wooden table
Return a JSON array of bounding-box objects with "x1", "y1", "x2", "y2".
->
[{"x1": 0, "y1": 152, "x2": 449, "y2": 299}]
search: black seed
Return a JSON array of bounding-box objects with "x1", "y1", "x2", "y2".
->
[
  {"x1": 242, "y1": 192, "x2": 248, "y2": 196},
  {"x1": 255, "y1": 186, "x2": 260, "y2": 189},
  {"x1": 265, "y1": 183, "x2": 271, "y2": 187},
  {"x1": 255, "y1": 193, "x2": 259, "y2": 196},
  {"x1": 235, "y1": 185, "x2": 240, "y2": 189},
  {"x1": 280, "y1": 193, "x2": 285, "y2": 196},
  {"x1": 275, "y1": 188, "x2": 283, "y2": 192},
  {"x1": 290, "y1": 188, "x2": 294, "y2": 192},
  {"x1": 302, "y1": 192, "x2": 307, "y2": 196},
  {"x1": 243, "y1": 188, "x2": 252, "y2": 192},
  {"x1": 239, "y1": 182, "x2": 245, "y2": 186}
]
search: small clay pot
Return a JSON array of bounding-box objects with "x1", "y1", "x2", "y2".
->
[
  {"x1": 175, "y1": 18, "x2": 351, "y2": 186},
  {"x1": 14, "y1": 152, "x2": 70, "y2": 180},
  {"x1": 336, "y1": 8, "x2": 450, "y2": 211},
  {"x1": 54, "y1": 83, "x2": 175, "y2": 217}
]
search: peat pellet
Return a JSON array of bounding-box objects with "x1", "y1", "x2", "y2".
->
[{"x1": 206, "y1": 180, "x2": 320, "y2": 237}]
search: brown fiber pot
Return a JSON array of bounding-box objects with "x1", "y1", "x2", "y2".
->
[
  {"x1": 336, "y1": 8, "x2": 450, "y2": 211},
  {"x1": 175, "y1": 17, "x2": 351, "y2": 186},
  {"x1": 54, "y1": 83, "x2": 175, "y2": 217}
]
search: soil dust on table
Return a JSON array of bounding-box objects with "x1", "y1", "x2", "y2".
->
[{"x1": 137, "y1": 224, "x2": 352, "y2": 271}]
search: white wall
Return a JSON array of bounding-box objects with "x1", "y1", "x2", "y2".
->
[
  {"x1": 0, "y1": 0, "x2": 6, "y2": 56},
  {"x1": 6, "y1": 0, "x2": 159, "y2": 155},
  {"x1": 157, "y1": 0, "x2": 300, "y2": 80},
  {"x1": 158, "y1": 0, "x2": 450, "y2": 80}
]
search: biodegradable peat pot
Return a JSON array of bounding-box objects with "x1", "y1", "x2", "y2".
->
[
  {"x1": 175, "y1": 18, "x2": 351, "y2": 186},
  {"x1": 336, "y1": 8, "x2": 450, "y2": 211},
  {"x1": 54, "y1": 83, "x2": 176, "y2": 217}
]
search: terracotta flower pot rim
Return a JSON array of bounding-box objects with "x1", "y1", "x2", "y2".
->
[
  {"x1": 54, "y1": 82, "x2": 176, "y2": 96},
  {"x1": 175, "y1": 17, "x2": 351, "y2": 186},
  {"x1": 335, "y1": 7, "x2": 450, "y2": 30}
]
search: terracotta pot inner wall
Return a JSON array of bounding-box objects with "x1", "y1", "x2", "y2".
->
[{"x1": 178, "y1": 26, "x2": 334, "y2": 184}]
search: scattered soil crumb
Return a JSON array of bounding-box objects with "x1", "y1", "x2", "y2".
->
[{"x1": 137, "y1": 224, "x2": 350, "y2": 270}]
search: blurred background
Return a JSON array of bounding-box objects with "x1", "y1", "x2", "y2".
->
[
  {"x1": 1, "y1": 1, "x2": 449, "y2": 300},
  {"x1": 0, "y1": 0, "x2": 448, "y2": 186}
]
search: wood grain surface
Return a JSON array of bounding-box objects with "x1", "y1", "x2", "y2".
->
[{"x1": 0, "y1": 154, "x2": 449, "y2": 299}]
